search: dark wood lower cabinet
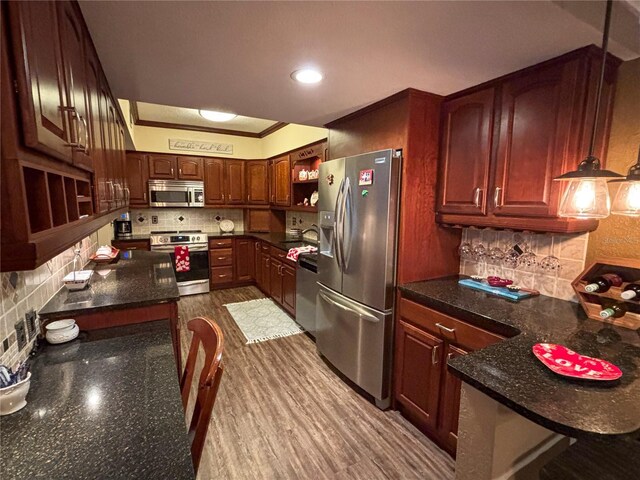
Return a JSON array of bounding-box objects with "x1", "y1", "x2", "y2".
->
[
  {"x1": 258, "y1": 252, "x2": 271, "y2": 295},
  {"x1": 269, "y1": 258, "x2": 283, "y2": 303},
  {"x1": 395, "y1": 320, "x2": 443, "y2": 432},
  {"x1": 394, "y1": 295, "x2": 504, "y2": 457},
  {"x1": 234, "y1": 238, "x2": 253, "y2": 283}
]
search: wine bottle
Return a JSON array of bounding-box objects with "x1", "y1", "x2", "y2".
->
[
  {"x1": 599, "y1": 303, "x2": 628, "y2": 319},
  {"x1": 584, "y1": 273, "x2": 623, "y2": 293},
  {"x1": 621, "y1": 283, "x2": 640, "y2": 301}
]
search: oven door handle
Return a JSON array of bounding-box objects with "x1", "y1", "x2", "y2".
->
[
  {"x1": 151, "y1": 245, "x2": 209, "y2": 252},
  {"x1": 177, "y1": 279, "x2": 209, "y2": 286}
]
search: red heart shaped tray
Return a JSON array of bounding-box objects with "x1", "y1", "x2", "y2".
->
[{"x1": 532, "y1": 343, "x2": 622, "y2": 381}]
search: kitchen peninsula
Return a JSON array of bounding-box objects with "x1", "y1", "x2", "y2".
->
[{"x1": 39, "y1": 251, "x2": 182, "y2": 372}]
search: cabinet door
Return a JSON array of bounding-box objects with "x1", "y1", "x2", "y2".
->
[
  {"x1": 246, "y1": 160, "x2": 269, "y2": 204},
  {"x1": 438, "y1": 89, "x2": 494, "y2": 215},
  {"x1": 225, "y1": 159, "x2": 245, "y2": 204},
  {"x1": 258, "y1": 253, "x2": 271, "y2": 295},
  {"x1": 8, "y1": 1, "x2": 71, "y2": 161},
  {"x1": 234, "y1": 239, "x2": 252, "y2": 282},
  {"x1": 84, "y1": 46, "x2": 109, "y2": 214},
  {"x1": 271, "y1": 156, "x2": 291, "y2": 206},
  {"x1": 270, "y1": 258, "x2": 283, "y2": 304},
  {"x1": 98, "y1": 79, "x2": 115, "y2": 210},
  {"x1": 148, "y1": 155, "x2": 178, "y2": 179},
  {"x1": 492, "y1": 61, "x2": 578, "y2": 217},
  {"x1": 177, "y1": 156, "x2": 203, "y2": 180},
  {"x1": 248, "y1": 240, "x2": 257, "y2": 280},
  {"x1": 126, "y1": 153, "x2": 149, "y2": 207},
  {"x1": 438, "y1": 344, "x2": 468, "y2": 457},
  {"x1": 57, "y1": 2, "x2": 92, "y2": 171},
  {"x1": 282, "y1": 264, "x2": 296, "y2": 316},
  {"x1": 204, "y1": 158, "x2": 225, "y2": 205},
  {"x1": 394, "y1": 320, "x2": 443, "y2": 431}
]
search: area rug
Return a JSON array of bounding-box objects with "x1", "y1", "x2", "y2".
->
[{"x1": 223, "y1": 298, "x2": 305, "y2": 344}]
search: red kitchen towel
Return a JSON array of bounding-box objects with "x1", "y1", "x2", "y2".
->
[
  {"x1": 174, "y1": 245, "x2": 190, "y2": 272},
  {"x1": 286, "y1": 245, "x2": 318, "y2": 262}
]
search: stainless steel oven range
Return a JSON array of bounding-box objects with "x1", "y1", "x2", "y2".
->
[{"x1": 150, "y1": 230, "x2": 209, "y2": 296}]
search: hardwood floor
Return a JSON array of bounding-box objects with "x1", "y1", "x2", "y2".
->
[{"x1": 178, "y1": 287, "x2": 455, "y2": 480}]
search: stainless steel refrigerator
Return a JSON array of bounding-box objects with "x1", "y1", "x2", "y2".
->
[{"x1": 316, "y1": 149, "x2": 400, "y2": 409}]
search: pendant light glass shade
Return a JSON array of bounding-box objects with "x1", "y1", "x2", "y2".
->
[
  {"x1": 558, "y1": 178, "x2": 611, "y2": 218},
  {"x1": 611, "y1": 150, "x2": 640, "y2": 216}
]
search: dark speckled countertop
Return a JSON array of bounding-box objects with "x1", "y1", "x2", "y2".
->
[
  {"x1": 0, "y1": 321, "x2": 194, "y2": 479},
  {"x1": 399, "y1": 277, "x2": 640, "y2": 439},
  {"x1": 39, "y1": 250, "x2": 180, "y2": 319}
]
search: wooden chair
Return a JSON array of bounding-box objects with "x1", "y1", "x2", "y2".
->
[{"x1": 180, "y1": 316, "x2": 225, "y2": 474}]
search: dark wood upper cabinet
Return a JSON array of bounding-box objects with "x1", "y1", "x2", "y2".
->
[
  {"x1": 177, "y1": 156, "x2": 203, "y2": 180},
  {"x1": 438, "y1": 344, "x2": 467, "y2": 456},
  {"x1": 204, "y1": 158, "x2": 225, "y2": 205},
  {"x1": 492, "y1": 61, "x2": 577, "y2": 218},
  {"x1": 436, "y1": 46, "x2": 620, "y2": 233},
  {"x1": 394, "y1": 320, "x2": 443, "y2": 432},
  {"x1": 148, "y1": 155, "x2": 178, "y2": 179},
  {"x1": 438, "y1": 88, "x2": 494, "y2": 216},
  {"x1": 246, "y1": 160, "x2": 269, "y2": 204},
  {"x1": 126, "y1": 153, "x2": 149, "y2": 207},
  {"x1": 271, "y1": 155, "x2": 291, "y2": 206},
  {"x1": 225, "y1": 159, "x2": 245, "y2": 204},
  {"x1": 7, "y1": 1, "x2": 71, "y2": 162},
  {"x1": 57, "y1": 1, "x2": 92, "y2": 171}
]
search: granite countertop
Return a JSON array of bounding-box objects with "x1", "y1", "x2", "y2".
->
[
  {"x1": 39, "y1": 250, "x2": 179, "y2": 319},
  {"x1": 113, "y1": 231, "x2": 318, "y2": 254},
  {"x1": 0, "y1": 321, "x2": 194, "y2": 479},
  {"x1": 399, "y1": 277, "x2": 640, "y2": 439}
]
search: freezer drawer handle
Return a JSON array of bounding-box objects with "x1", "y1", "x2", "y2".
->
[{"x1": 318, "y1": 292, "x2": 379, "y2": 323}]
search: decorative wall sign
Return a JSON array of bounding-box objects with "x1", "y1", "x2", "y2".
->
[{"x1": 168, "y1": 138, "x2": 233, "y2": 155}]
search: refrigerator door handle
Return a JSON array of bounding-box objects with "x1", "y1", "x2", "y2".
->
[
  {"x1": 318, "y1": 291, "x2": 379, "y2": 323},
  {"x1": 341, "y1": 178, "x2": 352, "y2": 269},
  {"x1": 334, "y1": 179, "x2": 345, "y2": 269}
]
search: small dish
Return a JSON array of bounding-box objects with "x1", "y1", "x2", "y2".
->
[
  {"x1": 532, "y1": 343, "x2": 622, "y2": 381},
  {"x1": 45, "y1": 319, "x2": 79, "y2": 344},
  {"x1": 219, "y1": 219, "x2": 234, "y2": 233}
]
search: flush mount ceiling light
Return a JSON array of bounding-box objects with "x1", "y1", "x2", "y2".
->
[
  {"x1": 554, "y1": 0, "x2": 623, "y2": 219},
  {"x1": 611, "y1": 146, "x2": 640, "y2": 216},
  {"x1": 291, "y1": 68, "x2": 323, "y2": 84},
  {"x1": 198, "y1": 110, "x2": 237, "y2": 122}
]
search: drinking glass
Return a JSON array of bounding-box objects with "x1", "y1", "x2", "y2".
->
[
  {"x1": 459, "y1": 242, "x2": 473, "y2": 259},
  {"x1": 538, "y1": 255, "x2": 561, "y2": 274},
  {"x1": 516, "y1": 244, "x2": 537, "y2": 270}
]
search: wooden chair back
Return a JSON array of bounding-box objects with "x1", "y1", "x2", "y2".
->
[{"x1": 179, "y1": 316, "x2": 224, "y2": 474}]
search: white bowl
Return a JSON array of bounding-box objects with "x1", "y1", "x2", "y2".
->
[
  {"x1": 63, "y1": 270, "x2": 92, "y2": 291},
  {"x1": 0, "y1": 372, "x2": 31, "y2": 416},
  {"x1": 45, "y1": 319, "x2": 79, "y2": 344}
]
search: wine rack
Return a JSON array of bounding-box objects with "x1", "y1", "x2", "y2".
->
[{"x1": 572, "y1": 257, "x2": 640, "y2": 330}]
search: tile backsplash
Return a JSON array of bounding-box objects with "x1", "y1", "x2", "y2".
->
[
  {"x1": 130, "y1": 208, "x2": 244, "y2": 235},
  {"x1": 459, "y1": 229, "x2": 589, "y2": 302},
  {"x1": 0, "y1": 233, "x2": 98, "y2": 368},
  {"x1": 286, "y1": 211, "x2": 319, "y2": 240}
]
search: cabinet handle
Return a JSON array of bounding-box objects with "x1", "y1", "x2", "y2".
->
[
  {"x1": 179, "y1": 168, "x2": 182, "y2": 176},
  {"x1": 431, "y1": 345, "x2": 440, "y2": 365},
  {"x1": 447, "y1": 352, "x2": 453, "y2": 362},
  {"x1": 271, "y1": 194, "x2": 275, "y2": 203},
  {"x1": 218, "y1": 274, "x2": 227, "y2": 278},
  {"x1": 143, "y1": 191, "x2": 147, "y2": 201},
  {"x1": 493, "y1": 187, "x2": 502, "y2": 207},
  {"x1": 473, "y1": 187, "x2": 482, "y2": 208},
  {"x1": 266, "y1": 258, "x2": 270, "y2": 267},
  {"x1": 171, "y1": 167, "x2": 174, "y2": 176},
  {"x1": 436, "y1": 322, "x2": 455, "y2": 334},
  {"x1": 217, "y1": 257, "x2": 226, "y2": 260}
]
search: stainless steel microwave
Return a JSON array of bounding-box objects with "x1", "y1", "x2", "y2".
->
[{"x1": 148, "y1": 180, "x2": 205, "y2": 208}]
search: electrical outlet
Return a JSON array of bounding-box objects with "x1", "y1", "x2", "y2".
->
[
  {"x1": 15, "y1": 320, "x2": 27, "y2": 351},
  {"x1": 152, "y1": 215, "x2": 158, "y2": 225},
  {"x1": 2, "y1": 338, "x2": 8, "y2": 352},
  {"x1": 291, "y1": 216, "x2": 297, "y2": 226},
  {"x1": 25, "y1": 309, "x2": 37, "y2": 339}
]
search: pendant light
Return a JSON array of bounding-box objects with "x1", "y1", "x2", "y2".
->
[
  {"x1": 555, "y1": 0, "x2": 623, "y2": 218},
  {"x1": 611, "y1": 146, "x2": 640, "y2": 216}
]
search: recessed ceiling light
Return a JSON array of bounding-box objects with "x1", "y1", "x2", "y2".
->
[
  {"x1": 199, "y1": 110, "x2": 237, "y2": 122},
  {"x1": 291, "y1": 68, "x2": 323, "y2": 84}
]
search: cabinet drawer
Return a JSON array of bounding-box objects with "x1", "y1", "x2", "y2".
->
[
  {"x1": 210, "y1": 266, "x2": 233, "y2": 284},
  {"x1": 399, "y1": 298, "x2": 503, "y2": 351},
  {"x1": 270, "y1": 246, "x2": 296, "y2": 266},
  {"x1": 209, "y1": 238, "x2": 233, "y2": 248},
  {"x1": 210, "y1": 248, "x2": 233, "y2": 266}
]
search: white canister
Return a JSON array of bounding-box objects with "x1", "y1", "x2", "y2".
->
[
  {"x1": 0, "y1": 372, "x2": 31, "y2": 416},
  {"x1": 45, "y1": 319, "x2": 79, "y2": 344}
]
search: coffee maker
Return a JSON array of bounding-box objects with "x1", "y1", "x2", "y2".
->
[{"x1": 114, "y1": 212, "x2": 132, "y2": 238}]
